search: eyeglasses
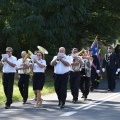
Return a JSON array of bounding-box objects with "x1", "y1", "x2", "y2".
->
[{"x1": 6, "y1": 51, "x2": 11, "y2": 52}]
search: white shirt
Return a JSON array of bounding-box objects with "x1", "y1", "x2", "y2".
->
[
  {"x1": 33, "y1": 59, "x2": 46, "y2": 73},
  {"x1": 17, "y1": 58, "x2": 31, "y2": 74},
  {"x1": 52, "y1": 55, "x2": 70, "y2": 74},
  {"x1": 2, "y1": 56, "x2": 17, "y2": 73}
]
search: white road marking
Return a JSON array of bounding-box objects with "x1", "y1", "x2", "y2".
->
[
  {"x1": 60, "y1": 111, "x2": 77, "y2": 116},
  {"x1": 75, "y1": 92, "x2": 120, "y2": 110},
  {"x1": 83, "y1": 94, "x2": 120, "y2": 110},
  {"x1": 60, "y1": 92, "x2": 120, "y2": 117},
  {"x1": 2, "y1": 109, "x2": 23, "y2": 113},
  {"x1": 46, "y1": 108, "x2": 56, "y2": 111}
]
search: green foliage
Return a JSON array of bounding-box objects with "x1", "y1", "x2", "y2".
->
[{"x1": 0, "y1": 0, "x2": 120, "y2": 57}]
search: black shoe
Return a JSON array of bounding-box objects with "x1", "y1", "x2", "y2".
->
[
  {"x1": 5, "y1": 105, "x2": 10, "y2": 109},
  {"x1": 90, "y1": 87, "x2": 94, "y2": 91},
  {"x1": 58, "y1": 100, "x2": 62, "y2": 106},
  {"x1": 81, "y1": 95, "x2": 84, "y2": 98},
  {"x1": 60, "y1": 104, "x2": 64, "y2": 109},
  {"x1": 108, "y1": 89, "x2": 111, "y2": 91},
  {"x1": 23, "y1": 100, "x2": 27, "y2": 104},
  {"x1": 110, "y1": 89, "x2": 114, "y2": 92},
  {"x1": 73, "y1": 99, "x2": 77, "y2": 103},
  {"x1": 84, "y1": 98, "x2": 87, "y2": 101}
]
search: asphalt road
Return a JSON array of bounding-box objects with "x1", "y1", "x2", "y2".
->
[{"x1": 0, "y1": 78, "x2": 120, "y2": 120}]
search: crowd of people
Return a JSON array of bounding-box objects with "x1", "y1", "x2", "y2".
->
[{"x1": 0, "y1": 46, "x2": 120, "y2": 109}]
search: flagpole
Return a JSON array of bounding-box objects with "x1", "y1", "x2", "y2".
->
[{"x1": 91, "y1": 35, "x2": 98, "y2": 48}]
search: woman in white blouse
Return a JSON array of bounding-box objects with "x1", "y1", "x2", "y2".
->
[{"x1": 32, "y1": 51, "x2": 46, "y2": 107}]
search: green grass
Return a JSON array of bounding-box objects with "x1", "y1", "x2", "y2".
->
[{"x1": 0, "y1": 69, "x2": 54, "y2": 106}]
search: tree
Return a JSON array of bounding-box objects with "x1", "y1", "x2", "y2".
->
[{"x1": 0, "y1": 0, "x2": 120, "y2": 58}]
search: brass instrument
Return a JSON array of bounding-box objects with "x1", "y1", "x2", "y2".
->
[
  {"x1": 37, "y1": 46, "x2": 48, "y2": 54},
  {"x1": 23, "y1": 50, "x2": 33, "y2": 75},
  {"x1": 77, "y1": 48, "x2": 85, "y2": 56}
]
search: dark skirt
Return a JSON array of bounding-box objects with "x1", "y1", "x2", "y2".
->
[{"x1": 33, "y1": 72, "x2": 45, "y2": 90}]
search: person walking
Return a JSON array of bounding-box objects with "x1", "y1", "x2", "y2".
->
[
  {"x1": 89, "y1": 48, "x2": 100, "y2": 91},
  {"x1": 69, "y1": 48, "x2": 83, "y2": 103},
  {"x1": 0, "y1": 47, "x2": 17, "y2": 109},
  {"x1": 16, "y1": 51, "x2": 31, "y2": 104},
  {"x1": 32, "y1": 51, "x2": 46, "y2": 107},
  {"x1": 50, "y1": 47, "x2": 70, "y2": 108},
  {"x1": 102, "y1": 46, "x2": 119, "y2": 91},
  {"x1": 79, "y1": 49, "x2": 92, "y2": 100}
]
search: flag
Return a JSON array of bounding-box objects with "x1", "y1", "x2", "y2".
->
[
  {"x1": 98, "y1": 49, "x2": 102, "y2": 61},
  {"x1": 91, "y1": 36, "x2": 98, "y2": 55}
]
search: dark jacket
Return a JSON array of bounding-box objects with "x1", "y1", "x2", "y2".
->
[{"x1": 102, "y1": 53, "x2": 119, "y2": 70}]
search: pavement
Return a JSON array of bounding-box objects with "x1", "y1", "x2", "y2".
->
[{"x1": 0, "y1": 78, "x2": 120, "y2": 120}]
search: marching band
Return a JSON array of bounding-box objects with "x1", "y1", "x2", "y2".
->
[{"x1": 0, "y1": 45, "x2": 120, "y2": 109}]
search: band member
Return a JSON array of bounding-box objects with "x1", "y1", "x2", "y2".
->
[
  {"x1": 102, "y1": 46, "x2": 119, "y2": 91},
  {"x1": 16, "y1": 51, "x2": 31, "y2": 104},
  {"x1": 0, "y1": 47, "x2": 17, "y2": 109},
  {"x1": 79, "y1": 49, "x2": 92, "y2": 100},
  {"x1": 95, "y1": 49, "x2": 103, "y2": 88},
  {"x1": 115, "y1": 44, "x2": 120, "y2": 77},
  {"x1": 32, "y1": 51, "x2": 46, "y2": 107},
  {"x1": 89, "y1": 48, "x2": 100, "y2": 91},
  {"x1": 50, "y1": 47, "x2": 70, "y2": 108},
  {"x1": 69, "y1": 48, "x2": 83, "y2": 103}
]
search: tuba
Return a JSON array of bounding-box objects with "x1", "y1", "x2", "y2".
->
[
  {"x1": 23, "y1": 50, "x2": 33, "y2": 75},
  {"x1": 37, "y1": 46, "x2": 48, "y2": 54}
]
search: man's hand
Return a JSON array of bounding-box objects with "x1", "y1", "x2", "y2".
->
[
  {"x1": 102, "y1": 68, "x2": 105, "y2": 72},
  {"x1": 3, "y1": 57, "x2": 8, "y2": 62},
  {"x1": 96, "y1": 70, "x2": 100, "y2": 73},
  {"x1": 116, "y1": 68, "x2": 120, "y2": 75}
]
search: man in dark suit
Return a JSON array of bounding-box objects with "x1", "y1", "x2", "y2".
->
[
  {"x1": 102, "y1": 46, "x2": 119, "y2": 91},
  {"x1": 89, "y1": 48, "x2": 100, "y2": 91}
]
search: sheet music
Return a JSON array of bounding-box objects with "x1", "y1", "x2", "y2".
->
[
  {"x1": 1, "y1": 54, "x2": 9, "y2": 59},
  {"x1": 57, "y1": 53, "x2": 65, "y2": 57},
  {"x1": 30, "y1": 55, "x2": 37, "y2": 60},
  {"x1": 71, "y1": 53, "x2": 78, "y2": 58}
]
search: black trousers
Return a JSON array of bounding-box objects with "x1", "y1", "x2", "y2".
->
[
  {"x1": 2, "y1": 73, "x2": 15, "y2": 106},
  {"x1": 80, "y1": 76, "x2": 90, "y2": 98},
  {"x1": 69, "y1": 71, "x2": 80, "y2": 101},
  {"x1": 54, "y1": 72, "x2": 69, "y2": 105},
  {"x1": 18, "y1": 74, "x2": 30, "y2": 102},
  {"x1": 90, "y1": 68, "x2": 97, "y2": 89},
  {"x1": 106, "y1": 68, "x2": 116, "y2": 90}
]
